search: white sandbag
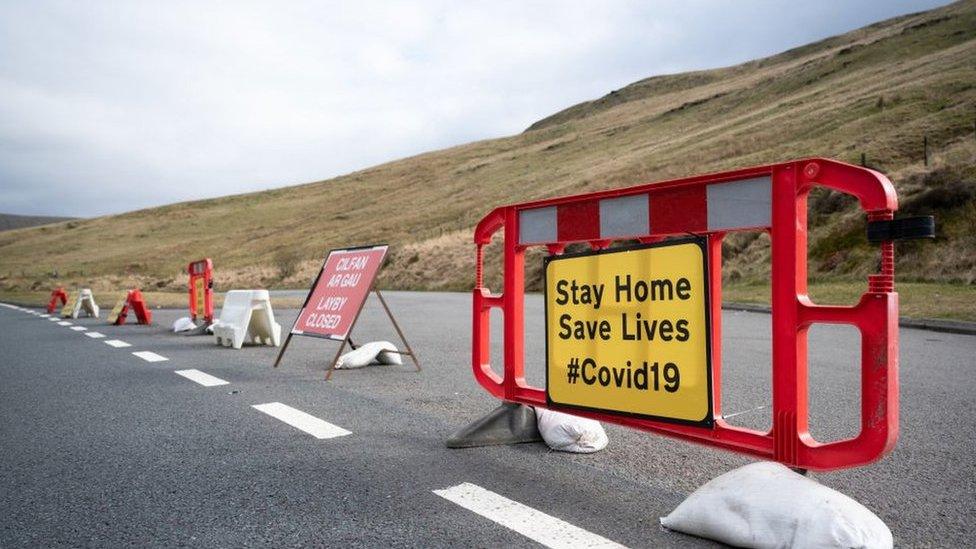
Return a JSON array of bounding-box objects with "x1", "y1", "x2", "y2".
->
[
  {"x1": 172, "y1": 316, "x2": 196, "y2": 332},
  {"x1": 336, "y1": 341, "x2": 403, "y2": 369},
  {"x1": 534, "y1": 407, "x2": 608, "y2": 453},
  {"x1": 661, "y1": 461, "x2": 892, "y2": 549}
]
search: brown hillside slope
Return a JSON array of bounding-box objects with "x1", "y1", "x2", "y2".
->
[{"x1": 0, "y1": 0, "x2": 974, "y2": 303}]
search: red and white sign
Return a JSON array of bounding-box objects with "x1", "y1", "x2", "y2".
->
[{"x1": 291, "y1": 245, "x2": 388, "y2": 340}]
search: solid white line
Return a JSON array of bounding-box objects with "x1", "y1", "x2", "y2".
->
[
  {"x1": 84, "y1": 331, "x2": 106, "y2": 339},
  {"x1": 251, "y1": 402, "x2": 351, "y2": 439},
  {"x1": 70, "y1": 326, "x2": 87, "y2": 331},
  {"x1": 57, "y1": 321, "x2": 72, "y2": 326},
  {"x1": 104, "y1": 339, "x2": 130, "y2": 348},
  {"x1": 174, "y1": 369, "x2": 229, "y2": 387},
  {"x1": 133, "y1": 351, "x2": 168, "y2": 362},
  {"x1": 433, "y1": 483, "x2": 626, "y2": 549}
]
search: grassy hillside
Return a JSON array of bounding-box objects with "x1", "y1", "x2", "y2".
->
[{"x1": 1, "y1": 0, "x2": 974, "y2": 318}]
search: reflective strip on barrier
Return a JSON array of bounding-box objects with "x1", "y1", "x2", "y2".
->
[{"x1": 518, "y1": 175, "x2": 774, "y2": 245}]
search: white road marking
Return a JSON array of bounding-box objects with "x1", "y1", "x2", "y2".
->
[
  {"x1": 71, "y1": 326, "x2": 87, "y2": 331},
  {"x1": 251, "y1": 402, "x2": 351, "y2": 439},
  {"x1": 133, "y1": 351, "x2": 168, "y2": 362},
  {"x1": 104, "y1": 339, "x2": 131, "y2": 348},
  {"x1": 57, "y1": 321, "x2": 72, "y2": 326},
  {"x1": 49, "y1": 318, "x2": 60, "y2": 322},
  {"x1": 174, "y1": 369, "x2": 229, "y2": 387},
  {"x1": 84, "y1": 331, "x2": 106, "y2": 339},
  {"x1": 433, "y1": 483, "x2": 626, "y2": 549},
  {"x1": 40, "y1": 314, "x2": 50, "y2": 317}
]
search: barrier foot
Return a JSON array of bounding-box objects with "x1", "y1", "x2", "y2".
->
[
  {"x1": 446, "y1": 402, "x2": 542, "y2": 449},
  {"x1": 182, "y1": 322, "x2": 212, "y2": 336}
]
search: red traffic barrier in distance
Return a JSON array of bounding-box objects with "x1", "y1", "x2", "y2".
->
[
  {"x1": 188, "y1": 258, "x2": 214, "y2": 324},
  {"x1": 469, "y1": 158, "x2": 923, "y2": 472},
  {"x1": 47, "y1": 287, "x2": 68, "y2": 313},
  {"x1": 108, "y1": 289, "x2": 152, "y2": 325}
]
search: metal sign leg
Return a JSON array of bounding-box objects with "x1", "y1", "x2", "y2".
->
[
  {"x1": 326, "y1": 337, "x2": 349, "y2": 381},
  {"x1": 374, "y1": 289, "x2": 421, "y2": 371}
]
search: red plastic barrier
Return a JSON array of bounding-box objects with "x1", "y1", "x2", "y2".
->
[
  {"x1": 47, "y1": 287, "x2": 68, "y2": 313},
  {"x1": 187, "y1": 259, "x2": 214, "y2": 324},
  {"x1": 112, "y1": 289, "x2": 153, "y2": 325},
  {"x1": 471, "y1": 158, "x2": 899, "y2": 471}
]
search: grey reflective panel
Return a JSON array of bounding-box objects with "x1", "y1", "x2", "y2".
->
[
  {"x1": 519, "y1": 206, "x2": 557, "y2": 244},
  {"x1": 706, "y1": 176, "x2": 772, "y2": 230},
  {"x1": 599, "y1": 194, "x2": 648, "y2": 238}
]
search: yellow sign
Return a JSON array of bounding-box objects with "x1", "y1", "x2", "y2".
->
[
  {"x1": 545, "y1": 238, "x2": 713, "y2": 426},
  {"x1": 60, "y1": 292, "x2": 77, "y2": 318},
  {"x1": 107, "y1": 297, "x2": 126, "y2": 324},
  {"x1": 194, "y1": 277, "x2": 205, "y2": 316}
]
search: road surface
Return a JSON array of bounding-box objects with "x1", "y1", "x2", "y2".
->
[{"x1": 1, "y1": 292, "x2": 973, "y2": 547}]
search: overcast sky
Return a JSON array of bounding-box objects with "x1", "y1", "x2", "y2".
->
[{"x1": 0, "y1": 0, "x2": 950, "y2": 217}]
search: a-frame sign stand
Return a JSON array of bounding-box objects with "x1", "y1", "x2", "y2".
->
[{"x1": 273, "y1": 245, "x2": 421, "y2": 380}]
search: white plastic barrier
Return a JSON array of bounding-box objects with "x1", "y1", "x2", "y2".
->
[
  {"x1": 80, "y1": 289, "x2": 99, "y2": 318},
  {"x1": 63, "y1": 289, "x2": 99, "y2": 319},
  {"x1": 212, "y1": 290, "x2": 281, "y2": 349}
]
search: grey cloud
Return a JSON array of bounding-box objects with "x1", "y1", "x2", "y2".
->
[{"x1": 0, "y1": 0, "x2": 950, "y2": 216}]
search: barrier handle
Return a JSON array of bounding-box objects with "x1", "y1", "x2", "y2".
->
[
  {"x1": 787, "y1": 159, "x2": 900, "y2": 469},
  {"x1": 471, "y1": 209, "x2": 507, "y2": 399}
]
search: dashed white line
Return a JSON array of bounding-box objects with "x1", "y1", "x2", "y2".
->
[
  {"x1": 48, "y1": 318, "x2": 60, "y2": 322},
  {"x1": 84, "y1": 331, "x2": 106, "y2": 339},
  {"x1": 70, "y1": 326, "x2": 87, "y2": 331},
  {"x1": 132, "y1": 351, "x2": 168, "y2": 362},
  {"x1": 57, "y1": 321, "x2": 72, "y2": 326},
  {"x1": 104, "y1": 339, "x2": 131, "y2": 348},
  {"x1": 40, "y1": 314, "x2": 50, "y2": 318},
  {"x1": 175, "y1": 369, "x2": 229, "y2": 387},
  {"x1": 433, "y1": 483, "x2": 626, "y2": 549},
  {"x1": 251, "y1": 402, "x2": 351, "y2": 439}
]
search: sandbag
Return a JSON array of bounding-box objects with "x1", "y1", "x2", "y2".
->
[
  {"x1": 172, "y1": 316, "x2": 196, "y2": 332},
  {"x1": 534, "y1": 407, "x2": 608, "y2": 453},
  {"x1": 335, "y1": 341, "x2": 403, "y2": 369},
  {"x1": 661, "y1": 461, "x2": 892, "y2": 549}
]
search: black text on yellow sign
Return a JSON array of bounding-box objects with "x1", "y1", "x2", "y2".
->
[{"x1": 545, "y1": 238, "x2": 713, "y2": 426}]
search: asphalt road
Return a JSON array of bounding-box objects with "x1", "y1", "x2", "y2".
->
[{"x1": 0, "y1": 292, "x2": 973, "y2": 547}]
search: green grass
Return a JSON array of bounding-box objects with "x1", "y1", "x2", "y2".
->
[{"x1": 724, "y1": 281, "x2": 976, "y2": 321}]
